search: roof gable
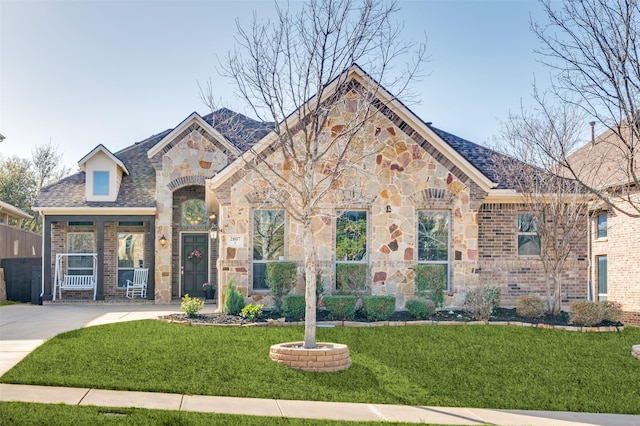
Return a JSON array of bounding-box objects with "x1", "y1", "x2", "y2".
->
[
  {"x1": 209, "y1": 64, "x2": 498, "y2": 193},
  {"x1": 147, "y1": 112, "x2": 241, "y2": 160},
  {"x1": 78, "y1": 144, "x2": 129, "y2": 175}
]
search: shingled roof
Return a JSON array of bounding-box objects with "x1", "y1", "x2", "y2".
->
[{"x1": 35, "y1": 106, "x2": 519, "y2": 210}]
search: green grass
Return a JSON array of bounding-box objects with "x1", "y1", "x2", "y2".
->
[
  {"x1": 0, "y1": 402, "x2": 435, "y2": 426},
  {"x1": 2, "y1": 321, "x2": 639, "y2": 414},
  {"x1": 0, "y1": 300, "x2": 20, "y2": 306}
]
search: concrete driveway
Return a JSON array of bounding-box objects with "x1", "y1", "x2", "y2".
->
[{"x1": 0, "y1": 303, "x2": 216, "y2": 376}]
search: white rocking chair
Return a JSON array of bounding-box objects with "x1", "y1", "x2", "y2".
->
[{"x1": 126, "y1": 268, "x2": 149, "y2": 299}]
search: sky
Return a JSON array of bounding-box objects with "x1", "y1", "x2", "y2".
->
[{"x1": 1, "y1": 0, "x2": 556, "y2": 171}]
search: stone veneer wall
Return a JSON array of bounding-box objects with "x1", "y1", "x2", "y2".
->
[
  {"x1": 477, "y1": 203, "x2": 588, "y2": 308},
  {"x1": 591, "y1": 206, "x2": 640, "y2": 326},
  {"x1": 153, "y1": 127, "x2": 230, "y2": 303},
  {"x1": 217, "y1": 94, "x2": 481, "y2": 308}
]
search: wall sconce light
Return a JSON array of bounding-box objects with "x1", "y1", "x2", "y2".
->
[
  {"x1": 386, "y1": 205, "x2": 392, "y2": 213},
  {"x1": 159, "y1": 234, "x2": 167, "y2": 247},
  {"x1": 209, "y1": 213, "x2": 216, "y2": 221},
  {"x1": 209, "y1": 224, "x2": 219, "y2": 240}
]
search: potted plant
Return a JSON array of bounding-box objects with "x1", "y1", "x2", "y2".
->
[{"x1": 202, "y1": 282, "x2": 216, "y2": 299}]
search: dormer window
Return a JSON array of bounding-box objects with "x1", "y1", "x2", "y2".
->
[{"x1": 93, "y1": 171, "x2": 110, "y2": 195}]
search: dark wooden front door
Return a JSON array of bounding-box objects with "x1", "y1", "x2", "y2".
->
[{"x1": 181, "y1": 233, "x2": 208, "y2": 298}]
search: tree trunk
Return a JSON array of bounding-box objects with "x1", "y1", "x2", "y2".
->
[
  {"x1": 302, "y1": 218, "x2": 317, "y2": 349},
  {"x1": 551, "y1": 269, "x2": 562, "y2": 316}
]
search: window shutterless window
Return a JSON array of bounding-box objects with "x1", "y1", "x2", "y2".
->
[
  {"x1": 517, "y1": 213, "x2": 541, "y2": 256},
  {"x1": 93, "y1": 171, "x2": 109, "y2": 195},
  {"x1": 252, "y1": 210, "x2": 285, "y2": 290},
  {"x1": 335, "y1": 211, "x2": 368, "y2": 292},
  {"x1": 181, "y1": 199, "x2": 207, "y2": 227},
  {"x1": 67, "y1": 232, "x2": 94, "y2": 275},
  {"x1": 597, "y1": 214, "x2": 607, "y2": 239},
  {"x1": 597, "y1": 255, "x2": 607, "y2": 298},
  {"x1": 417, "y1": 211, "x2": 450, "y2": 291},
  {"x1": 117, "y1": 233, "x2": 145, "y2": 288}
]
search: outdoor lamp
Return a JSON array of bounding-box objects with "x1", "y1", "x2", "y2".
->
[
  {"x1": 159, "y1": 235, "x2": 167, "y2": 247},
  {"x1": 209, "y1": 224, "x2": 219, "y2": 240}
]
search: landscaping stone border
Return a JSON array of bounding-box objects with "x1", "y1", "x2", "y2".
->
[
  {"x1": 269, "y1": 342, "x2": 351, "y2": 372},
  {"x1": 633, "y1": 345, "x2": 640, "y2": 360},
  {"x1": 160, "y1": 317, "x2": 625, "y2": 332}
]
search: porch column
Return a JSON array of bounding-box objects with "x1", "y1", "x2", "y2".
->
[
  {"x1": 96, "y1": 218, "x2": 105, "y2": 300},
  {"x1": 42, "y1": 216, "x2": 53, "y2": 301}
]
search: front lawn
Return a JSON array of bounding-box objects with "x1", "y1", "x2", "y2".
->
[{"x1": 2, "y1": 321, "x2": 639, "y2": 414}]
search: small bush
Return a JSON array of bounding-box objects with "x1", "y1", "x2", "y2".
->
[
  {"x1": 283, "y1": 294, "x2": 306, "y2": 320},
  {"x1": 181, "y1": 294, "x2": 204, "y2": 318},
  {"x1": 414, "y1": 264, "x2": 446, "y2": 308},
  {"x1": 600, "y1": 301, "x2": 623, "y2": 323},
  {"x1": 516, "y1": 294, "x2": 546, "y2": 318},
  {"x1": 240, "y1": 304, "x2": 263, "y2": 322},
  {"x1": 222, "y1": 280, "x2": 245, "y2": 315},
  {"x1": 570, "y1": 300, "x2": 603, "y2": 326},
  {"x1": 361, "y1": 295, "x2": 396, "y2": 321},
  {"x1": 324, "y1": 295, "x2": 357, "y2": 320},
  {"x1": 405, "y1": 298, "x2": 436, "y2": 319},
  {"x1": 335, "y1": 264, "x2": 368, "y2": 295},
  {"x1": 266, "y1": 261, "x2": 297, "y2": 314},
  {"x1": 463, "y1": 285, "x2": 501, "y2": 322}
]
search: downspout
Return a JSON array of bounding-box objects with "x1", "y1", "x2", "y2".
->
[{"x1": 39, "y1": 211, "x2": 45, "y2": 302}]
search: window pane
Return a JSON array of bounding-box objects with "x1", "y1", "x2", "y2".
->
[
  {"x1": 94, "y1": 171, "x2": 109, "y2": 195},
  {"x1": 597, "y1": 214, "x2": 607, "y2": 239},
  {"x1": 518, "y1": 235, "x2": 541, "y2": 256},
  {"x1": 417, "y1": 211, "x2": 449, "y2": 261},
  {"x1": 253, "y1": 210, "x2": 285, "y2": 261},
  {"x1": 336, "y1": 211, "x2": 367, "y2": 262},
  {"x1": 252, "y1": 263, "x2": 268, "y2": 290},
  {"x1": 67, "y1": 233, "x2": 94, "y2": 268},
  {"x1": 118, "y1": 233, "x2": 145, "y2": 268},
  {"x1": 597, "y1": 256, "x2": 607, "y2": 295},
  {"x1": 181, "y1": 199, "x2": 207, "y2": 226},
  {"x1": 518, "y1": 213, "x2": 538, "y2": 233}
]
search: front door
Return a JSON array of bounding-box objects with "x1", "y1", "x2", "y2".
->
[{"x1": 181, "y1": 233, "x2": 208, "y2": 298}]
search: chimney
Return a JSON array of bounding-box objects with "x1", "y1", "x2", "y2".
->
[{"x1": 590, "y1": 121, "x2": 596, "y2": 145}]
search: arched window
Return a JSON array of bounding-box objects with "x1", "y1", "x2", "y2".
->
[{"x1": 181, "y1": 199, "x2": 207, "y2": 227}]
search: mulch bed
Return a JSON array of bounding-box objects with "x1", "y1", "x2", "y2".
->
[{"x1": 160, "y1": 307, "x2": 624, "y2": 328}]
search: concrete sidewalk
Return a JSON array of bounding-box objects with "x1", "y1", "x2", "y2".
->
[
  {"x1": 1, "y1": 303, "x2": 639, "y2": 425},
  {"x1": 2, "y1": 383, "x2": 639, "y2": 425}
]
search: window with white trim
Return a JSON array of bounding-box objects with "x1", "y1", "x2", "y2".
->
[
  {"x1": 597, "y1": 255, "x2": 607, "y2": 299},
  {"x1": 597, "y1": 213, "x2": 607, "y2": 239},
  {"x1": 417, "y1": 211, "x2": 450, "y2": 291},
  {"x1": 93, "y1": 171, "x2": 109, "y2": 195},
  {"x1": 252, "y1": 210, "x2": 285, "y2": 290},
  {"x1": 517, "y1": 213, "x2": 541, "y2": 256},
  {"x1": 335, "y1": 211, "x2": 368, "y2": 292}
]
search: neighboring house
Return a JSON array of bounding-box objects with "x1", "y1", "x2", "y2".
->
[
  {"x1": 33, "y1": 65, "x2": 588, "y2": 309},
  {"x1": 567, "y1": 126, "x2": 640, "y2": 325}
]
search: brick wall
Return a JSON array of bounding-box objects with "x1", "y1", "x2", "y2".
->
[
  {"x1": 591, "y1": 207, "x2": 640, "y2": 326},
  {"x1": 478, "y1": 203, "x2": 588, "y2": 308}
]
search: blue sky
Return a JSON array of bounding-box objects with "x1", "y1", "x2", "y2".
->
[{"x1": 1, "y1": 0, "x2": 553, "y2": 170}]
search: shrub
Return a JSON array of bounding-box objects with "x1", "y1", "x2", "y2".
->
[
  {"x1": 405, "y1": 298, "x2": 436, "y2": 319},
  {"x1": 414, "y1": 264, "x2": 446, "y2": 308},
  {"x1": 570, "y1": 300, "x2": 603, "y2": 326},
  {"x1": 266, "y1": 262, "x2": 297, "y2": 314},
  {"x1": 600, "y1": 301, "x2": 623, "y2": 323},
  {"x1": 283, "y1": 294, "x2": 306, "y2": 320},
  {"x1": 181, "y1": 294, "x2": 204, "y2": 318},
  {"x1": 361, "y1": 295, "x2": 396, "y2": 321},
  {"x1": 463, "y1": 285, "x2": 501, "y2": 322},
  {"x1": 335, "y1": 264, "x2": 368, "y2": 295},
  {"x1": 222, "y1": 280, "x2": 245, "y2": 315},
  {"x1": 240, "y1": 304, "x2": 263, "y2": 322},
  {"x1": 516, "y1": 294, "x2": 546, "y2": 318},
  {"x1": 323, "y1": 295, "x2": 357, "y2": 320}
]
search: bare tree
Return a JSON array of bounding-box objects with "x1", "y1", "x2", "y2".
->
[
  {"x1": 212, "y1": 0, "x2": 427, "y2": 348},
  {"x1": 532, "y1": 0, "x2": 640, "y2": 216},
  {"x1": 496, "y1": 99, "x2": 589, "y2": 315}
]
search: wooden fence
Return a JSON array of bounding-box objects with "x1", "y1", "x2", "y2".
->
[{"x1": 0, "y1": 224, "x2": 41, "y2": 260}]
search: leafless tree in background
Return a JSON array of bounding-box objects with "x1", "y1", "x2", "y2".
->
[
  {"x1": 532, "y1": 0, "x2": 640, "y2": 216},
  {"x1": 497, "y1": 98, "x2": 589, "y2": 315},
  {"x1": 208, "y1": 0, "x2": 427, "y2": 348}
]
